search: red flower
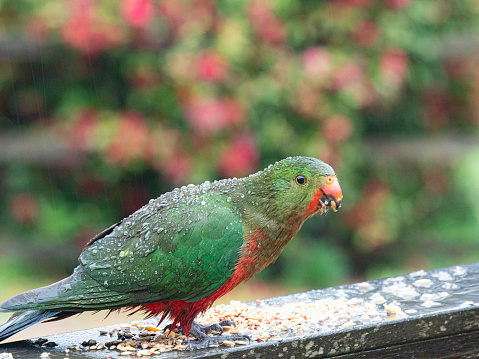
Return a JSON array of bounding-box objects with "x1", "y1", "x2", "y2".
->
[
  {"x1": 217, "y1": 135, "x2": 259, "y2": 178},
  {"x1": 248, "y1": 0, "x2": 286, "y2": 45},
  {"x1": 196, "y1": 50, "x2": 229, "y2": 82},
  {"x1": 352, "y1": 20, "x2": 379, "y2": 48},
  {"x1": 61, "y1": 0, "x2": 125, "y2": 53},
  {"x1": 184, "y1": 97, "x2": 245, "y2": 135},
  {"x1": 120, "y1": 0, "x2": 154, "y2": 27}
]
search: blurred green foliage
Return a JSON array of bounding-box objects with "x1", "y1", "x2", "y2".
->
[{"x1": 1, "y1": 0, "x2": 479, "y2": 299}]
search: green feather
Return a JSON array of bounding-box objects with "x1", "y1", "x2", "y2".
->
[{"x1": 1, "y1": 156, "x2": 337, "y2": 314}]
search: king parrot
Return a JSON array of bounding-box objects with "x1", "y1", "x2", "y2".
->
[{"x1": 0, "y1": 156, "x2": 342, "y2": 348}]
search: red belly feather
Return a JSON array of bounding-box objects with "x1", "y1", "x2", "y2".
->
[{"x1": 133, "y1": 230, "x2": 265, "y2": 336}]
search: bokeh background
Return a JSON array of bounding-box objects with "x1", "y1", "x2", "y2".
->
[{"x1": 1, "y1": 0, "x2": 479, "y2": 340}]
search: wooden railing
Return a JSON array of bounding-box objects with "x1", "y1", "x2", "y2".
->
[{"x1": 1, "y1": 262, "x2": 479, "y2": 358}]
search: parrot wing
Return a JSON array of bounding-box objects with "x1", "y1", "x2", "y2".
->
[
  {"x1": 1, "y1": 191, "x2": 245, "y2": 312},
  {"x1": 78, "y1": 190, "x2": 244, "y2": 304}
]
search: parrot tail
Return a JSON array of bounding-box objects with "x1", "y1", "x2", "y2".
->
[{"x1": 0, "y1": 309, "x2": 60, "y2": 342}]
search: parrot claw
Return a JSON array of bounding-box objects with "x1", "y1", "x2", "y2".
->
[
  {"x1": 184, "y1": 320, "x2": 251, "y2": 350},
  {"x1": 164, "y1": 319, "x2": 235, "y2": 336}
]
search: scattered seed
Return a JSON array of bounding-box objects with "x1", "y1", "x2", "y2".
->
[
  {"x1": 413, "y1": 279, "x2": 433, "y2": 288},
  {"x1": 384, "y1": 304, "x2": 402, "y2": 313},
  {"x1": 146, "y1": 326, "x2": 160, "y2": 332},
  {"x1": 138, "y1": 349, "x2": 152, "y2": 356}
]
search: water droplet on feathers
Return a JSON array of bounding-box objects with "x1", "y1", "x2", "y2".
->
[{"x1": 88, "y1": 262, "x2": 112, "y2": 270}]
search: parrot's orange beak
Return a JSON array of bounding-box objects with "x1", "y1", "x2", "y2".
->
[{"x1": 320, "y1": 175, "x2": 342, "y2": 212}]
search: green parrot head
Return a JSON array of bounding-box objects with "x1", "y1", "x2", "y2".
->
[{"x1": 247, "y1": 156, "x2": 342, "y2": 223}]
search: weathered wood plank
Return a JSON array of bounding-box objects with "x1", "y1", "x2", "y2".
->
[
  {"x1": 333, "y1": 330, "x2": 479, "y2": 359},
  {"x1": 1, "y1": 262, "x2": 479, "y2": 358}
]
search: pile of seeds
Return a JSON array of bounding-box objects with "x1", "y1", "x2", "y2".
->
[
  {"x1": 62, "y1": 295, "x2": 408, "y2": 357},
  {"x1": 31, "y1": 266, "x2": 474, "y2": 357},
  {"x1": 198, "y1": 296, "x2": 406, "y2": 337}
]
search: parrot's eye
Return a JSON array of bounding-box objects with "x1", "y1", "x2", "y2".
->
[{"x1": 295, "y1": 175, "x2": 306, "y2": 185}]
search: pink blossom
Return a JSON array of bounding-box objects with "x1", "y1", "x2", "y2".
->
[
  {"x1": 301, "y1": 47, "x2": 331, "y2": 78},
  {"x1": 61, "y1": 0, "x2": 125, "y2": 53},
  {"x1": 217, "y1": 136, "x2": 259, "y2": 178},
  {"x1": 184, "y1": 97, "x2": 244, "y2": 135},
  {"x1": 248, "y1": 0, "x2": 286, "y2": 45},
  {"x1": 161, "y1": 152, "x2": 192, "y2": 185},
  {"x1": 331, "y1": 60, "x2": 365, "y2": 90},
  {"x1": 196, "y1": 50, "x2": 229, "y2": 82},
  {"x1": 120, "y1": 0, "x2": 154, "y2": 28},
  {"x1": 380, "y1": 48, "x2": 409, "y2": 87}
]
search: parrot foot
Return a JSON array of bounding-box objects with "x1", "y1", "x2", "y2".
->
[
  {"x1": 184, "y1": 320, "x2": 251, "y2": 350},
  {"x1": 163, "y1": 319, "x2": 234, "y2": 335}
]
